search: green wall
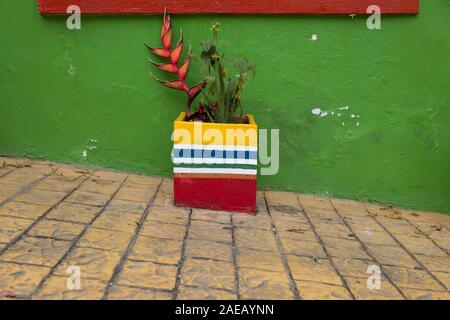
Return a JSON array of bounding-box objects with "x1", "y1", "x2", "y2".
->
[{"x1": 1, "y1": 1, "x2": 449, "y2": 213}]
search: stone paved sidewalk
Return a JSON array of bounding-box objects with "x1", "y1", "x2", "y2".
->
[{"x1": 0, "y1": 157, "x2": 449, "y2": 300}]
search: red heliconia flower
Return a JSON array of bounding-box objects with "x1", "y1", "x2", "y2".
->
[{"x1": 146, "y1": 9, "x2": 209, "y2": 117}]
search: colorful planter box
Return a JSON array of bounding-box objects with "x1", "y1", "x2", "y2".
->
[{"x1": 173, "y1": 112, "x2": 257, "y2": 214}]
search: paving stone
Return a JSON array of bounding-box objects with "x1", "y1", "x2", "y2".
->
[
  {"x1": 274, "y1": 218, "x2": 311, "y2": 232},
  {"x1": 3, "y1": 168, "x2": 46, "y2": 182},
  {"x1": 287, "y1": 255, "x2": 342, "y2": 285},
  {"x1": 125, "y1": 174, "x2": 161, "y2": 188},
  {"x1": 305, "y1": 208, "x2": 343, "y2": 222},
  {"x1": 65, "y1": 190, "x2": 110, "y2": 207},
  {"x1": 46, "y1": 202, "x2": 102, "y2": 224},
  {"x1": 414, "y1": 254, "x2": 450, "y2": 273},
  {"x1": 298, "y1": 194, "x2": 334, "y2": 211},
  {"x1": 431, "y1": 271, "x2": 450, "y2": 289},
  {"x1": 129, "y1": 236, "x2": 183, "y2": 265},
  {"x1": 353, "y1": 229, "x2": 398, "y2": 246},
  {"x1": 28, "y1": 219, "x2": 85, "y2": 241},
  {"x1": 277, "y1": 226, "x2": 317, "y2": 242},
  {"x1": 342, "y1": 215, "x2": 386, "y2": 233},
  {"x1": 268, "y1": 210, "x2": 308, "y2": 224},
  {"x1": 191, "y1": 209, "x2": 231, "y2": 225},
  {"x1": 78, "y1": 228, "x2": 133, "y2": 253},
  {"x1": 15, "y1": 189, "x2": 67, "y2": 206},
  {"x1": 313, "y1": 222, "x2": 355, "y2": 240},
  {"x1": 159, "y1": 178, "x2": 173, "y2": 194},
  {"x1": 255, "y1": 191, "x2": 270, "y2": 216},
  {"x1": 0, "y1": 215, "x2": 34, "y2": 230},
  {"x1": 0, "y1": 228, "x2": 22, "y2": 243},
  {"x1": 401, "y1": 288, "x2": 450, "y2": 300},
  {"x1": 0, "y1": 167, "x2": 14, "y2": 177},
  {"x1": 265, "y1": 191, "x2": 301, "y2": 210},
  {"x1": 364, "y1": 203, "x2": 397, "y2": 217},
  {"x1": 0, "y1": 188, "x2": 17, "y2": 202},
  {"x1": 140, "y1": 221, "x2": 186, "y2": 241},
  {"x1": 177, "y1": 286, "x2": 237, "y2": 300},
  {"x1": 233, "y1": 214, "x2": 272, "y2": 230},
  {"x1": 0, "y1": 262, "x2": 50, "y2": 297},
  {"x1": 321, "y1": 237, "x2": 371, "y2": 260},
  {"x1": 295, "y1": 281, "x2": 353, "y2": 300},
  {"x1": 382, "y1": 265, "x2": 443, "y2": 291},
  {"x1": 0, "y1": 178, "x2": 23, "y2": 187},
  {"x1": 369, "y1": 208, "x2": 405, "y2": 221},
  {"x1": 116, "y1": 260, "x2": 178, "y2": 290},
  {"x1": 0, "y1": 201, "x2": 49, "y2": 220},
  {"x1": 332, "y1": 199, "x2": 368, "y2": 217},
  {"x1": 50, "y1": 166, "x2": 92, "y2": 180},
  {"x1": 395, "y1": 234, "x2": 447, "y2": 257},
  {"x1": 366, "y1": 245, "x2": 418, "y2": 268},
  {"x1": 271, "y1": 210, "x2": 309, "y2": 224},
  {"x1": 1, "y1": 157, "x2": 449, "y2": 301},
  {"x1": 308, "y1": 217, "x2": 345, "y2": 231},
  {"x1": 55, "y1": 247, "x2": 121, "y2": 281},
  {"x1": 146, "y1": 206, "x2": 189, "y2": 226},
  {"x1": 426, "y1": 229, "x2": 450, "y2": 251},
  {"x1": 234, "y1": 228, "x2": 278, "y2": 252},
  {"x1": 181, "y1": 258, "x2": 235, "y2": 291},
  {"x1": 332, "y1": 258, "x2": 377, "y2": 278},
  {"x1": 1, "y1": 174, "x2": 39, "y2": 187},
  {"x1": 107, "y1": 199, "x2": 147, "y2": 214},
  {"x1": 153, "y1": 190, "x2": 174, "y2": 208},
  {"x1": 237, "y1": 248, "x2": 285, "y2": 272},
  {"x1": 409, "y1": 219, "x2": 450, "y2": 235},
  {"x1": 78, "y1": 178, "x2": 121, "y2": 195},
  {"x1": 375, "y1": 216, "x2": 418, "y2": 235},
  {"x1": 0, "y1": 180, "x2": 22, "y2": 190},
  {"x1": 281, "y1": 238, "x2": 327, "y2": 258},
  {"x1": 35, "y1": 177, "x2": 80, "y2": 193},
  {"x1": 0, "y1": 242, "x2": 7, "y2": 251},
  {"x1": 1, "y1": 237, "x2": 71, "y2": 267},
  {"x1": 185, "y1": 239, "x2": 233, "y2": 262},
  {"x1": 239, "y1": 268, "x2": 293, "y2": 299},
  {"x1": 88, "y1": 171, "x2": 126, "y2": 184},
  {"x1": 188, "y1": 220, "x2": 232, "y2": 244},
  {"x1": 115, "y1": 186, "x2": 157, "y2": 203},
  {"x1": 91, "y1": 210, "x2": 141, "y2": 233},
  {"x1": 399, "y1": 209, "x2": 450, "y2": 226},
  {"x1": 34, "y1": 275, "x2": 107, "y2": 300},
  {"x1": 345, "y1": 277, "x2": 404, "y2": 300},
  {"x1": 107, "y1": 285, "x2": 172, "y2": 300}
]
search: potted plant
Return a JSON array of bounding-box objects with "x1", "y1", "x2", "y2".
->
[{"x1": 146, "y1": 12, "x2": 257, "y2": 214}]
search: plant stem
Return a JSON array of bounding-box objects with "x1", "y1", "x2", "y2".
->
[{"x1": 185, "y1": 97, "x2": 192, "y2": 118}]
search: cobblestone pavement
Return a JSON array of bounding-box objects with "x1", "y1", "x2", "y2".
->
[{"x1": 0, "y1": 157, "x2": 449, "y2": 300}]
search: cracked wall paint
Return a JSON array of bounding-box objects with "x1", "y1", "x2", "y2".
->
[
  {"x1": 81, "y1": 138, "x2": 97, "y2": 160},
  {"x1": 311, "y1": 106, "x2": 361, "y2": 127},
  {"x1": 0, "y1": 1, "x2": 449, "y2": 213}
]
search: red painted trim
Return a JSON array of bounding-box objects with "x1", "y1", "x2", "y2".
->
[
  {"x1": 174, "y1": 177, "x2": 257, "y2": 214},
  {"x1": 174, "y1": 173, "x2": 256, "y2": 180},
  {"x1": 38, "y1": 0, "x2": 419, "y2": 15}
]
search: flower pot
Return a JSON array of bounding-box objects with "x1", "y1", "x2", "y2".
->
[{"x1": 173, "y1": 112, "x2": 257, "y2": 214}]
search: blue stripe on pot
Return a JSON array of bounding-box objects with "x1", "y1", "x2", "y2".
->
[{"x1": 173, "y1": 148, "x2": 257, "y2": 160}]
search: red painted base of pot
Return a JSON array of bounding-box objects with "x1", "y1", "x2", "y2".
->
[{"x1": 174, "y1": 177, "x2": 257, "y2": 214}]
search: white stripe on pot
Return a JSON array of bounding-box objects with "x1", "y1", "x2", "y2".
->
[
  {"x1": 174, "y1": 144, "x2": 257, "y2": 152},
  {"x1": 173, "y1": 167, "x2": 257, "y2": 175}
]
